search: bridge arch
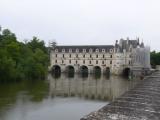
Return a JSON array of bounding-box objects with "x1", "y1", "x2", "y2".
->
[
  {"x1": 66, "y1": 65, "x2": 75, "y2": 73},
  {"x1": 80, "y1": 65, "x2": 88, "y2": 74},
  {"x1": 93, "y1": 66, "x2": 101, "y2": 74},
  {"x1": 51, "y1": 65, "x2": 61, "y2": 74},
  {"x1": 123, "y1": 67, "x2": 130, "y2": 77}
]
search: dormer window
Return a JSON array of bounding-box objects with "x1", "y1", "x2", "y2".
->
[
  {"x1": 62, "y1": 49, "x2": 65, "y2": 52},
  {"x1": 89, "y1": 49, "x2": 92, "y2": 53},
  {"x1": 55, "y1": 49, "x2": 58, "y2": 52},
  {"x1": 110, "y1": 49, "x2": 113, "y2": 53},
  {"x1": 83, "y1": 49, "x2": 86, "y2": 53},
  {"x1": 96, "y1": 49, "x2": 99, "y2": 52},
  {"x1": 102, "y1": 49, "x2": 105, "y2": 52},
  {"x1": 76, "y1": 49, "x2": 79, "y2": 53},
  {"x1": 69, "y1": 49, "x2": 72, "y2": 53}
]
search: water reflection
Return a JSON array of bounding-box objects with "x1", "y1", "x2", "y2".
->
[
  {"x1": 0, "y1": 74, "x2": 139, "y2": 120},
  {"x1": 48, "y1": 73, "x2": 138, "y2": 101}
]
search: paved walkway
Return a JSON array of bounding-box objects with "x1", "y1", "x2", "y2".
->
[{"x1": 81, "y1": 72, "x2": 160, "y2": 120}]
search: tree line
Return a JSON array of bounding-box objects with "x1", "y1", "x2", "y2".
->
[
  {"x1": 150, "y1": 51, "x2": 160, "y2": 68},
  {"x1": 0, "y1": 27, "x2": 160, "y2": 82},
  {"x1": 0, "y1": 28, "x2": 49, "y2": 82}
]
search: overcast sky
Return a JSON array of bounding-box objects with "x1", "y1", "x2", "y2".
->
[{"x1": 0, "y1": 0, "x2": 160, "y2": 51}]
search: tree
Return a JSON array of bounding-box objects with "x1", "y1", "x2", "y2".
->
[{"x1": 0, "y1": 28, "x2": 49, "y2": 82}]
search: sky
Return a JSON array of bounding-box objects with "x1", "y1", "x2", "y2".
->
[{"x1": 0, "y1": 0, "x2": 160, "y2": 51}]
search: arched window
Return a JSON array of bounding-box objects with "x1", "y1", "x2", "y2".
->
[{"x1": 83, "y1": 49, "x2": 86, "y2": 53}]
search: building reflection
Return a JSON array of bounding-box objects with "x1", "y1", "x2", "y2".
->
[{"x1": 48, "y1": 73, "x2": 138, "y2": 101}]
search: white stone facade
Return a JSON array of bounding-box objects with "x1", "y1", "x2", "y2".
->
[
  {"x1": 50, "y1": 49, "x2": 113, "y2": 74},
  {"x1": 49, "y1": 38, "x2": 150, "y2": 75}
]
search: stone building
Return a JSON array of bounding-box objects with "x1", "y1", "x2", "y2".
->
[{"x1": 49, "y1": 38, "x2": 150, "y2": 76}]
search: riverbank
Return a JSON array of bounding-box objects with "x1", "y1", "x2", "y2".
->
[{"x1": 81, "y1": 71, "x2": 160, "y2": 120}]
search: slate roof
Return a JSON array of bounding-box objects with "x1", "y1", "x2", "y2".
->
[
  {"x1": 118, "y1": 39, "x2": 139, "y2": 52},
  {"x1": 53, "y1": 45, "x2": 114, "y2": 52}
]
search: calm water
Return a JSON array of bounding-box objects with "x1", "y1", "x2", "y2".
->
[{"x1": 0, "y1": 74, "x2": 139, "y2": 120}]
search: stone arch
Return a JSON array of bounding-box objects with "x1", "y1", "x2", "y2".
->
[
  {"x1": 66, "y1": 65, "x2": 75, "y2": 73},
  {"x1": 123, "y1": 67, "x2": 130, "y2": 77},
  {"x1": 80, "y1": 65, "x2": 88, "y2": 74},
  {"x1": 52, "y1": 65, "x2": 61, "y2": 74},
  {"x1": 93, "y1": 66, "x2": 101, "y2": 74}
]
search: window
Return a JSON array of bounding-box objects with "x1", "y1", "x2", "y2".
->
[
  {"x1": 55, "y1": 49, "x2": 58, "y2": 52},
  {"x1": 69, "y1": 49, "x2": 72, "y2": 53},
  {"x1": 89, "y1": 49, "x2": 92, "y2": 53},
  {"x1": 63, "y1": 54, "x2": 64, "y2": 58},
  {"x1": 62, "y1": 49, "x2": 65, "y2": 52},
  {"x1": 129, "y1": 48, "x2": 132, "y2": 52},
  {"x1": 110, "y1": 60, "x2": 112, "y2": 64},
  {"x1": 102, "y1": 61, "x2": 104, "y2": 64},
  {"x1": 129, "y1": 60, "x2": 131, "y2": 65},
  {"x1": 129, "y1": 55, "x2": 132, "y2": 58},
  {"x1": 83, "y1": 49, "x2": 86, "y2": 53},
  {"x1": 90, "y1": 54, "x2": 92, "y2": 58},
  {"x1": 76, "y1": 49, "x2": 79, "y2": 53},
  {"x1": 96, "y1": 49, "x2": 99, "y2": 52},
  {"x1": 103, "y1": 54, "x2": 105, "y2": 58},
  {"x1": 83, "y1": 60, "x2": 85, "y2": 64},
  {"x1": 110, "y1": 55, "x2": 112, "y2": 58},
  {"x1": 55, "y1": 60, "x2": 57, "y2": 63},
  {"x1": 76, "y1": 54, "x2": 78, "y2": 58},
  {"x1": 102, "y1": 49, "x2": 105, "y2": 52},
  {"x1": 62, "y1": 60, "x2": 64, "y2": 64},
  {"x1": 96, "y1": 60, "x2": 98, "y2": 64},
  {"x1": 89, "y1": 61, "x2": 91, "y2": 64},
  {"x1": 69, "y1": 54, "x2": 71, "y2": 58},
  {"x1": 96, "y1": 55, "x2": 98, "y2": 58},
  {"x1": 110, "y1": 49, "x2": 113, "y2": 53},
  {"x1": 83, "y1": 54, "x2": 85, "y2": 58},
  {"x1": 76, "y1": 60, "x2": 78, "y2": 64},
  {"x1": 69, "y1": 60, "x2": 71, "y2": 64},
  {"x1": 55, "y1": 54, "x2": 57, "y2": 57}
]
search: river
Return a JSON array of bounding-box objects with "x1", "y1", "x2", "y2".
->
[{"x1": 0, "y1": 73, "x2": 139, "y2": 120}]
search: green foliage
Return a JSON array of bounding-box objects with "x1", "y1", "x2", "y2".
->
[
  {"x1": 0, "y1": 28, "x2": 49, "y2": 82},
  {"x1": 150, "y1": 51, "x2": 160, "y2": 68}
]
